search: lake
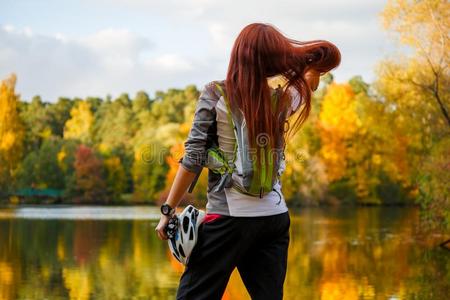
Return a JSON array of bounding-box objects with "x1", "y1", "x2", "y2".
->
[{"x1": 0, "y1": 206, "x2": 448, "y2": 299}]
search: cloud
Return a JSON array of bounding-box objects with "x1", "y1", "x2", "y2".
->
[
  {"x1": 145, "y1": 54, "x2": 193, "y2": 72},
  {"x1": 147, "y1": 0, "x2": 395, "y2": 84},
  {"x1": 0, "y1": 25, "x2": 216, "y2": 101}
]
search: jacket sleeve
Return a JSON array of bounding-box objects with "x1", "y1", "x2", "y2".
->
[{"x1": 179, "y1": 82, "x2": 218, "y2": 174}]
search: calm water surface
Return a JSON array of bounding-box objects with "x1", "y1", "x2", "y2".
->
[{"x1": 0, "y1": 206, "x2": 448, "y2": 300}]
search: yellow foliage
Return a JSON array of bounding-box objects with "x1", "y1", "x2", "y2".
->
[
  {"x1": 179, "y1": 122, "x2": 191, "y2": 135},
  {"x1": 9, "y1": 196, "x2": 19, "y2": 205},
  {"x1": 97, "y1": 143, "x2": 111, "y2": 155},
  {"x1": 0, "y1": 132, "x2": 16, "y2": 151},
  {"x1": 64, "y1": 101, "x2": 94, "y2": 143},
  {"x1": 57, "y1": 237, "x2": 66, "y2": 261},
  {"x1": 320, "y1": 276, "x2": 359, "y2": 300},
  {"x1": 377, "y1": 0, "x2": 449, "y2": 134},
  {"x1": 319, "y1": 83, "x2": 358, "y2": 137},
  {"x1": 57, "y1": 150, "x2": 66, "y2": 165},
  {"x1": 381, "y1": 0, "x2": 450, "y2": 55},
  {"x1": 40, "y1": 127, "x2": 53, "y2": 139},
  {"x1": 371, "y1": 154, "x2": 382, "y2": 165},
  {"x1": 0, "y1": 73, "x2": 24, "y2": 187},
  {"x1": 63, "y1": 267, "x2": 91, "y2": 300},
  {"x1": 104, "y1": 156, "x2": 120, "y2": 169},
  {"x1": 0, "y1": 261, "x2": 13, "y2": 285},
  {"x1": 318, "y1": 83, "x2": 358, "y2": 182}
]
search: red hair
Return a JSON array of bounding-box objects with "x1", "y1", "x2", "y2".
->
[{"x1": 224, "y1": 22, "x2": 341, "y2": 168}]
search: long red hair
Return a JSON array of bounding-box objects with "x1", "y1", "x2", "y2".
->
[{"x1": 224, "y1": 22, "x2": 341, "y2": 168}]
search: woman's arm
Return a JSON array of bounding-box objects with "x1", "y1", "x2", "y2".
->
[
  {"x1": 155, "y1": 82, "x2": 218, "y2": 240},
  {"x1": 165, "y1": 166, "x2": 198, "y2": 208}
]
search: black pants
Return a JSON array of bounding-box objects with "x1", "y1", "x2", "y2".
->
[{"x1": 176, "y1": 211, "x2": 290, "y2": 300}]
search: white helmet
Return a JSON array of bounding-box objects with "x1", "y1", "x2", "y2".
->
[{"x1": 166, "y1": 205, "x2": 205, "y2": 265}]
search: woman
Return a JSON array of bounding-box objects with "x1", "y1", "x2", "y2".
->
[{"x1": 155, "y1": 22, "x2": 341, "y2": 299}]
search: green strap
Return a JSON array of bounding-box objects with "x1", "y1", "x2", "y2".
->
[{"x1": 260, "y1": 147, "x2": 266, "y2": 190}]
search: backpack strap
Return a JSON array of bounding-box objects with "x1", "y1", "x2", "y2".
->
[{"x1": 214, "y1": 82, "x2": 238, "y2": 168}]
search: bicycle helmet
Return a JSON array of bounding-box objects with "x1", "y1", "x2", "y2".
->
[{"x1": 166, "y1": 205, "x2": 205, "y2": 265}]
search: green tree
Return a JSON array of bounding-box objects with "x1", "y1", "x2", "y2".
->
[
  {"x1": 17, "y1": 137, "x2": 65, "y2": 190},
  {"x1": 132, "y1": 142, "x2": 168, "y2": 203},
  {"x1": 93, "y1": 95, "x2": 134, "y2": 152},
  {"x1": 47, "y1": 97, "x2": 74, "y2": 137},
  {"x1": 150, "y1": 85, "x2": 198, "y2": 124},
  {"x1": 104, "y1": 155, "x2": 127, "y2": 202},
  {"x1": 19, "y1": 96, "x2": 54, "y2": 153},
  {"x1": 416, "y1": 138, "x2": 450, "y2": 232}
]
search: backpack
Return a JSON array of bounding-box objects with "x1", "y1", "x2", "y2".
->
[{"x1": 204, "y1": 82, "x2": 286, "y2": 198}]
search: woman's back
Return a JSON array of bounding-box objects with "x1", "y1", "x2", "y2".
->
[{"x1": 182, "y1": 79, "x2": 291, "y2": 217}]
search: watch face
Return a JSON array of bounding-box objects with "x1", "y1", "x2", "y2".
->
[{"x1": 161, "y1": 205, "x2": 171, "y2": 215}]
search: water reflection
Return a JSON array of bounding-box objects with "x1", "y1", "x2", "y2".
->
[{"x1": 0, "y1": 207, "x2": 448, "y2": 300}]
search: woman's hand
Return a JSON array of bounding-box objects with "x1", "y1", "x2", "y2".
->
[
  {"x1": 155, "y1": 214, "x2": 172, "y2": 240},
  {"x1": 305, "y1": 69, "x2": 321, "y2": 91}
]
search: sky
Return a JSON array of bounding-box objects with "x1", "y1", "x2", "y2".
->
[{"x1": 0, "y1": 0, "x2": 399, "y2": 102}]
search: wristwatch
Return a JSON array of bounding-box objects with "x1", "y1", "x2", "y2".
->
[{"x1": 160, "y1": 203, "x2": 175, "y2": 216}]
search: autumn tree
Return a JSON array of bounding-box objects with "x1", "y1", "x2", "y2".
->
[
  {"x1": 379, "y1": 0, "x2": 449, "y2": 128},
  {"x1": 377, "y1": 0, "x2": 450, "y2": 231},
  {"x1": 0, "y1": 74, "x2": 25, "y2": 192},
  {"x1": 64, "y1": 101, "x2": 94, "y2": 144},
  {"x1": 319, "y1": 83, "x2": 359, "y2": 182},
  {"x1": 317, "y1": 78, "x2": 413, "y2": 205},
  {"x1": 73, "y1": 144, "x2": 107, "y2": 203}
]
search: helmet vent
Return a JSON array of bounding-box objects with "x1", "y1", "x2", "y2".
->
[
  {"x1": 178, "y1": 245, "x2": 186, "y2": 257},
  {"x1": 183, "y1": 216, "x2": 189, "y2": 233},
  {"x1": 170, "y1": 239, "x2": 180, "y2": 258}
]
